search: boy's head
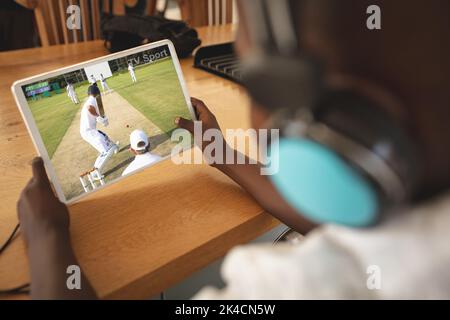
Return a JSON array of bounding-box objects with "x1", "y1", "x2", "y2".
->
[
  {"x1": 130, "y1": 129, "x2": 150, "y2": 155},
  {"x1": 236, "y1": 0, "x2": 450, "y2": 199},
  {"x1": 87, "y1": 84, "x2": 100, "y2": 97}
]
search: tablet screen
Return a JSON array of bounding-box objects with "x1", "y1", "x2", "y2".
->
[{"x1": 17, "y1": 42, "x2": 193, "y2": 202}]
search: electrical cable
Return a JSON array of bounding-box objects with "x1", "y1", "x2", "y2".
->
[
  {"x1": 0, "y1": 223, "x2": 31, "y2": 295},
  {"x1": 0, "y1": 283, "x2": 30, "y2": 295},
  {"x1": 0, "y1": 223, "x2": 20, "y2": 255}
]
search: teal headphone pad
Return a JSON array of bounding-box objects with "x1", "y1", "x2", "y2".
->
[{"x1": 269, "y1": 138, "x2": 380, "y2": 226}]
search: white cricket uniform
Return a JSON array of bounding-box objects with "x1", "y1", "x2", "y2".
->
[
  {"x1": 128, "y1": 65, "x2": 137, "y2": 82},
  {"x1": 100, "y1": 77, "x2": 110, "y2": 92},
  {"x1": 66, "y1": 85, "x2": 79, "y2": 103},
  {"x1": 80, "y1": 96, "x2": 111, "y2": 153},
  {"x1": 122, "y1": 152, "x2": 162, "y2": 176}
]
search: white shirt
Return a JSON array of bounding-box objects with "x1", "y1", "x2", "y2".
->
[
  {"x1": 122, "y1": 152, "x2": 162, "y2": 176},
  {"x1": 80, "y1": 96, "x2": 99, "y2": 135},
  {"x1": 128, "y1": 65, "x2": 134, "y2": 72},
  {"x1": 194, "y1": 191, "x2": 450, "y2": 299},
  {"x1": 66, "y1": 84, "x2": 75, "y2": 95}
]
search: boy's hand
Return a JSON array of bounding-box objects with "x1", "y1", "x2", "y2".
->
[
  {"x1": 17, "y1": 157, "x2": 70, "y2": 245},
  {"x1": 175, "y1": 97, "x2": 225, "y2": 152}
]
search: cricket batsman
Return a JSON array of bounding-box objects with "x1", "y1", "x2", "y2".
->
[
  {"x1": 128, "y1": 62, "x2": 137, "y2": 83},
  {"x1": 66, "y1": 82, "x2": 79, "y2": 104},
  {"x1": 79, "y1": 85, "x2": 118, "y2": 175}
]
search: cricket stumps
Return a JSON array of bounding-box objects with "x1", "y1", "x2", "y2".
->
[{"x1": 79, "y1": 168, "x2": 105, "y2": 192}]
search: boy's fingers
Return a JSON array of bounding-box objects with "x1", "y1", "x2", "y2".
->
[
  {"x1": 190, "y1": 97, "x2": 209, "y2": 116},
  {"x1": 190, "y1": 97, "x2": 203, "y2": 105},
  {"x1": 31, "y1": 157, "x2": 50, "y2": 187},
  {"x1": 175, "y1": 117, "x2": 194, "y2": 134}
]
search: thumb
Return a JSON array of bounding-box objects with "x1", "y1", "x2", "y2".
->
[
  {"x1": 31, "y1": 157, "x2": 50, "y2": 187},
  {"x1": 175, "y1": 117, "x2": 194, "y2": 134}
]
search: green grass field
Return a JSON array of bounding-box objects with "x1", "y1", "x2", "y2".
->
[
  {"x1": 108, "y1": 58, "x2": 191, "y2": 133},
  {"x1": 27, "y1": 57, "x2": 191, "y2": 159},
  {"x1": 28, "y1": 82, "x2": 91, "y2": 158}
]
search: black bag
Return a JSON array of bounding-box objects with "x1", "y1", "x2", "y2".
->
[{"x1": 102, "y1": 14, "x2": 201, "y2": 58}]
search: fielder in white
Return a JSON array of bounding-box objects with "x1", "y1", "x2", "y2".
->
[
  {"x1": 79, "y1": 85, "x2": 118, "y2": 175},
  {"x1": 122, "y1": 129, "x2": 162, "y2": 176},
  {"x1": 128, "y1": 62, "x2": 137, "y2": 83},
  {"x1": 66, "y1": 82, "x2": 79, "y2": 104},
  {"x1": 100, "y1": 73, "x2": 111, "y2": 94}
]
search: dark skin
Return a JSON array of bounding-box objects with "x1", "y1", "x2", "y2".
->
[
  {"x1": 88, "y1": 106, "x2": 99, "y2": 117},
  {"x1": 176, "y1": 98, "x2": 316, "y2": 233},
  {"x1": 88, "y1": 94, "x2": 100, "y2": 117},
  {"x1": 18, "y1": 158, "x2": 96, "y2": 299},
  {"x1": 17, "y1": 0, "x2": 450, "y2": 298}
]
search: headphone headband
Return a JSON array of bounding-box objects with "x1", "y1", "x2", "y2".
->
[
  {"x1": 241, "y1": 0, "x2": 323, "y2": 111},
  {"x1": 241, "y1": 0, "x2": 300, "y2": 55}
]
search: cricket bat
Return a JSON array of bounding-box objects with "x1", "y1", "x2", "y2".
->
[{"x1": 96, "y1": 95, "x2": 105, "y2": 117}]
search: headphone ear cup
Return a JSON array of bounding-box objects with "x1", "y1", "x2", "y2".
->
[{"x1": 269, "y1": 138, "x2": 379, "y2": 226}]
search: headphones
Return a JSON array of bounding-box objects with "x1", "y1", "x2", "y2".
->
[{"x1": 241, "y1": 0, "x2": 418, "y2": 226}]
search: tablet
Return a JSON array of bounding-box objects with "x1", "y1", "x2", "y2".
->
[{"x1": 11, "y1": 40, "x2": 196, "y2": 204}]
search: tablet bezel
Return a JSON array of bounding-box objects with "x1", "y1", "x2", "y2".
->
[{"x1": 11, "y1": 39, "x2": 196, "y2": 205}]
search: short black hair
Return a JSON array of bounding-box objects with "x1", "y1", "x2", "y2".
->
[{"x1": 87, "y1": 84, "x2": 100, "y2": 96}]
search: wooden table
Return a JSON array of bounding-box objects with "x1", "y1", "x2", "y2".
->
[{"x1": 0, "y1": 25, "x2": 279, "y2": 299}]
